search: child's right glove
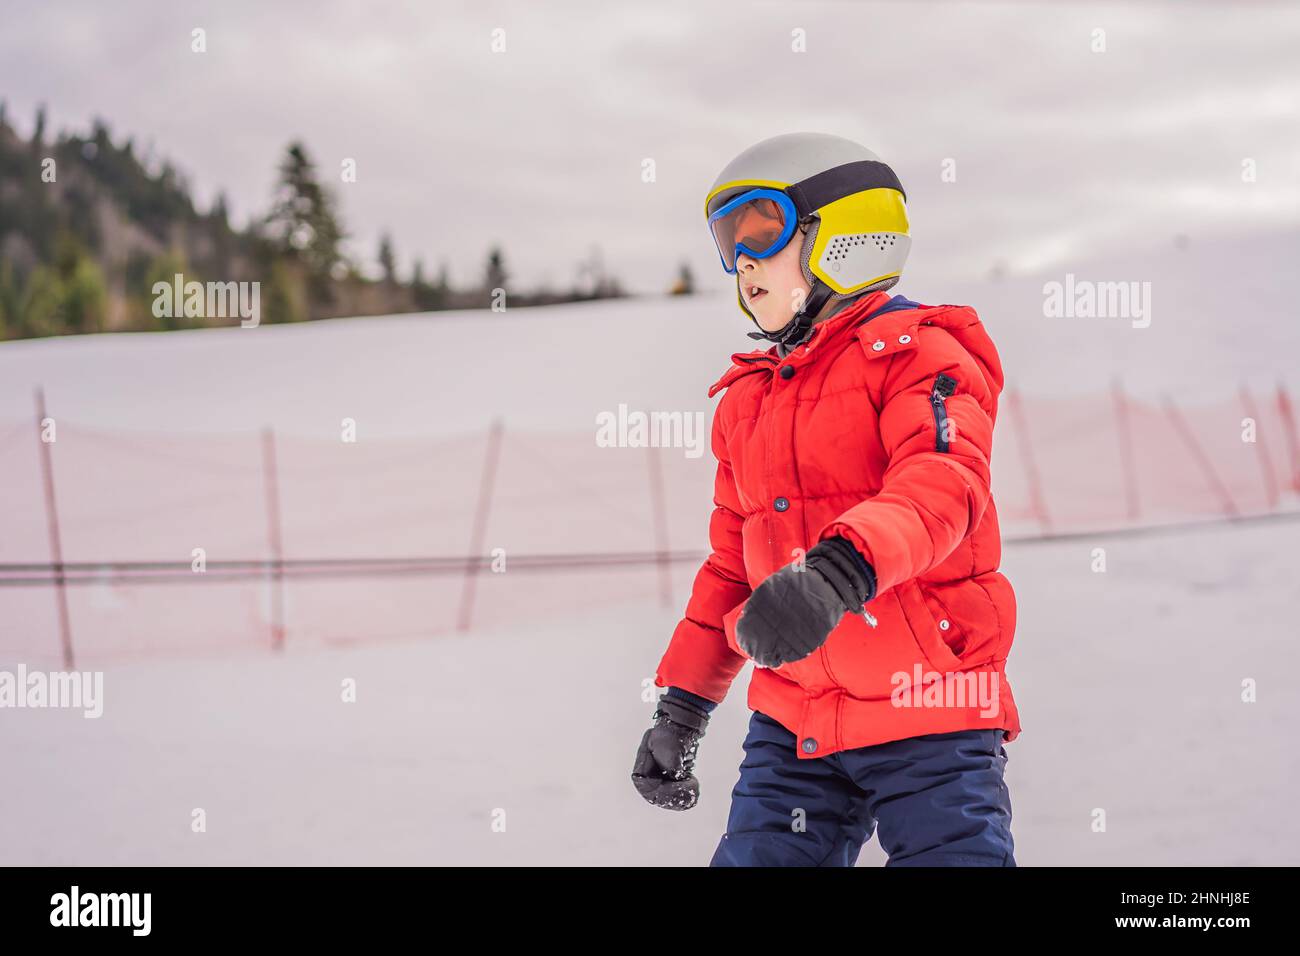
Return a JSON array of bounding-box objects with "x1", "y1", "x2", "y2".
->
[{"x1": 735, "y1": 535, "x2": 877, "y2": 669}]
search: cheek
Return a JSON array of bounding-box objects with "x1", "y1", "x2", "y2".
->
[{"x1": 771, "y1": 241, "x2": 809, "y2": 299}]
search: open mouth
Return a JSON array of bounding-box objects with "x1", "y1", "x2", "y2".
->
[{"x1": 745, "y1": 284, "x2": 767, "y2": 302}]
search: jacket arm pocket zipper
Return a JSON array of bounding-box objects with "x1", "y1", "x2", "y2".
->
[{"x1": 930, "y1": 373, "x2": 957, "y2": 452}]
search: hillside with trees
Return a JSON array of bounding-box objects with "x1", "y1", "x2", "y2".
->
[{"x1": 0, "y1": 105, "x2": 635, "y2": 340}]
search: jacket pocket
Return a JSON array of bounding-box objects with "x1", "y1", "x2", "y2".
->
[
  {"x1": 896, "y1": 579, "x2": 963, "y2": 672},
  {"x1": 930, "y1": 373, "x2": 957, "y2": 452}
]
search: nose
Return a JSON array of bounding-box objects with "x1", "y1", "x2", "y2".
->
[{"x1": 736, "y1": 252, "x2": 756, "y2": 271}]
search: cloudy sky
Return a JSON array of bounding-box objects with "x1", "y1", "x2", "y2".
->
[{"x1": 1, "y1": 0, "x2": 1296, "y2": 294}]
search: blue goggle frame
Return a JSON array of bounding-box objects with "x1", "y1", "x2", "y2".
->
[{"x1": 707, "y1": 187, "x2": 800, "y2": 275}]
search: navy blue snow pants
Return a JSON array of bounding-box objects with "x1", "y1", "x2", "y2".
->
[{"x1": 711, "y1": 711, "x2": 1015, "y2": 867}]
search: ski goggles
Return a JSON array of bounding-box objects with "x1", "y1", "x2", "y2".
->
[{"x1": 707, "y1": 187, "x2": 800, "y2": 274}]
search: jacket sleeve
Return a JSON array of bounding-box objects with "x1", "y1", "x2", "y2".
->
[
  {"x1": 818, "y1": 328, "x2": 996, "y2": 596},
  {"x1": 654, "y1": 406, "x2": 751, "y2": 703}
]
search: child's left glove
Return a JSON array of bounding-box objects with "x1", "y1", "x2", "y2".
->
[{"x1": 735, "y1": 536, "x2": 876, "y2": 668}]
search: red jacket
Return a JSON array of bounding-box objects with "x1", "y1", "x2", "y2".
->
[{"x1": 655, "y1": 291, "x2": 1021, "y2": 757}]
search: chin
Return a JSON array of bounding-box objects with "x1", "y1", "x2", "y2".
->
[
  {"x1": 744, "y1": 301, "x2": 781, "y2": 331},
  {"x1": 755, "y1": 313, "x2": 792, "y2": 333}
]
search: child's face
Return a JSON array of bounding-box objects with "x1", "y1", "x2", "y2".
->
[{"x1": 735, "y1": 226, "x2": 813, "y2": 332}]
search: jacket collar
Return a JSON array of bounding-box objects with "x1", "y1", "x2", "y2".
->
[{"x1": 708, "y1": 291, "x2": 900, "y2": 397}]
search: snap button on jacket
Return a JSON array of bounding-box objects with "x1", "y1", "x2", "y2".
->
[{"x1": 655, "y1": 291, "x2": 1021, "y2": 758}]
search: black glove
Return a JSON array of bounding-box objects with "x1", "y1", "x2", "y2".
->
[
  {"x1": 735, "y1": 536, "x2": 876, "y2": 669},
  {"x1": 631, "y1": 693, "x2": 712, "y2": 811}
]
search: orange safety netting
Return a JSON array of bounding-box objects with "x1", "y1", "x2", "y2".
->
[{"x1": 1, "y1": 386, "x2": 1296, "y2": 666}]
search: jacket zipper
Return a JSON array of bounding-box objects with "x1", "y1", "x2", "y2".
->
[{"x1": 930, "y1": 373, "x2": 957, "y2": 452}]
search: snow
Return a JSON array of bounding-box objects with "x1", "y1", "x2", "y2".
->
[
  {"x1": 2, "y1": 228, "x2": 1298, "y2": 865},
  {"x1": 2, "y1": 517, "x2": 1296, "y2": 865},
  {"x1": 0, "y1": 227, "x2": 1296, "y2": 439}
]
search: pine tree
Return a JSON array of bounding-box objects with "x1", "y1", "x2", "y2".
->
[
  {"x1": 210, "y1": 192, "x2": 230, "y2": 226},
  {"x1": 378, "y1": 233, "x2": 396, "y2": 283},
  {"x1": 265, "y1": 142, "x2": 346, "y2": 285},
  {"x1": 485, "y1": 246, "x2": 507, "y2": 293}
]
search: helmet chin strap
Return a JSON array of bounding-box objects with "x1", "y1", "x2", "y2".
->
[{"x1": 745, "y1": 280, "x2": 835, "y2": 348}]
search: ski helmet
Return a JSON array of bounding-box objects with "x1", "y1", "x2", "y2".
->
[{"x1": 705, "y1": 132, "x2": 909, "y2": 346}]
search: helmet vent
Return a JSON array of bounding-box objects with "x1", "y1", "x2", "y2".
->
[{"x1": 826, "y1": 233, "x2": 899, "y2": 260}]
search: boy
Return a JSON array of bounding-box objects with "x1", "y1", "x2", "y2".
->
[{"x1": 631, "y1": 133, "x2": 1021, "y2": 867}]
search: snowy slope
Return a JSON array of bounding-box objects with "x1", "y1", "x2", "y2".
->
[
  {"x1": 2, "y1": 227, "x2": 1298, "y2": 866},
  {"x1": 2, "y1": 518, "x2": 1296, "y2": 866},
  {"x1": 0, "y1": 228, "x2": 1295, "y2": 439}
]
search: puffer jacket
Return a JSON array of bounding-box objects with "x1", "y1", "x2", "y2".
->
[{"x1": 655, "y1": 290, "x2": 1021, "y2": 758}]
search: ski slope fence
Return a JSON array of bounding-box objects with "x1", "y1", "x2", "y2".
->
[{"x1": 2, "y1": 383, "x2": 1298, "y2": 667}]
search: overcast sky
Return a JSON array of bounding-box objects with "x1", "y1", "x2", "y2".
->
[{"x1": 1, "y1": 0, "x2": 1296, "y2": 295}]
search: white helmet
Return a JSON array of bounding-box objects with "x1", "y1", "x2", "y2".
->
[{"x1": 705, "y1": 132, "x2": 909, "y2": 344}]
